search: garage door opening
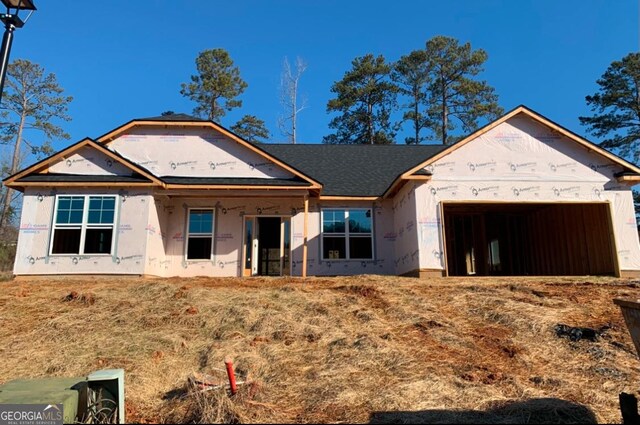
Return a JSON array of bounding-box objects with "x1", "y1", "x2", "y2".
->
[{"x1": 442, "y1": 203, "x2": 617, "y2": 276}]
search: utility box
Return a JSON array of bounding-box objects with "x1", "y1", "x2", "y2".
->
[
  {"x1": 0, "y1": 369, "x2": 125, "y2": 424},
  {"x1": 614, "y1": 298, "x2": 640, "y2": 357}
]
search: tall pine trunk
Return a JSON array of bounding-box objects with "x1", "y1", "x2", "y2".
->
[
  {"x1": 414, "y1": 89, "x2": 420, "y2": 144},
  {"x1": 0, "y1": 110, "x2": 26, "y2": 228},
  {"x1": 441, "y1": 76, "x2": 448, "y2": 145},
  {"x1": 368, "y1": 102, "x2": 374, "y2": 145}
]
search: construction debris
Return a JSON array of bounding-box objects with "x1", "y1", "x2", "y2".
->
[{"x1": 554, "y1": 323, "x2": 610, "y2": 342}]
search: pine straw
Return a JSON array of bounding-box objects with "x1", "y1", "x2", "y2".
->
[{"x1": 0, "y1": 275, "x2": 639, "y2": 423}]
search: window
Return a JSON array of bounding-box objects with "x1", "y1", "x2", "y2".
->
[
  {"x1": 50, "y1": 195, "x2": 117, "y2": 255},
  {"x1": 186, "y1": 209, "x2": 214, "y2": 260},
  {"x1": 321, "y1": 209, "x2": 373, "y2": 260}
]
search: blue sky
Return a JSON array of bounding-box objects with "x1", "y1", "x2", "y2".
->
[{"x1": 8, "y1": 0, "x2": 638, "y2": 151}]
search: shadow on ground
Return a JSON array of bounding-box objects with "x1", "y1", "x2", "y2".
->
[{"x1": 369, "y1": 398, "x2": 598, "y2": 424}]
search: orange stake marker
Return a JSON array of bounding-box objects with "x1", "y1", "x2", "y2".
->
[{"x1": 225, "y1": 358, "x2": 237, "y2": 395}]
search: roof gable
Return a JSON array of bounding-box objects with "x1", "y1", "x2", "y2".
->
[
  {"x1": 424, "y1": 114, "x2": 627, "y2": 182},
  {"x1": 401, "y1": 105, "x2": 640, "y2": 179},
  {"x1": 98, "y1": 119, "x2": 322, "y2": 188},
  {"x1": 3, "y1": 138, "x2": 164, "y2": 187}
]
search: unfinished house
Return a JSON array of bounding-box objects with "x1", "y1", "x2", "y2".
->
[{"x1": 4, "y1": 105, "x2": 640, "y2": 278}]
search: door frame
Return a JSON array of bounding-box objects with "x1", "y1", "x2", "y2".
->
[{"x1": 241, "y1": 215, "x2": 292, "y2": 276}]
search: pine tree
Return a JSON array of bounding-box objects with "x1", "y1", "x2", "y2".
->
[
  {"x1": 423, "y1": 36, "x2": 502, "y2": 144},
  {"x1": 579, "y1": 52, "x2": 640, "y2": 163},
  {"x1": 180, "y1": 49, "x2": 248, "y2": 122},
  {"x1": 324, "y1": 54, "x2": 398, "y2": 145}
]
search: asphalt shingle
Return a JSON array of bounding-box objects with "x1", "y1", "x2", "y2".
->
[{"x1": 260, "y1": 144, "x2": 445, "y2": 196}]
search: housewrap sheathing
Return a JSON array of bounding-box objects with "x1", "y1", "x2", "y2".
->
[
  {"x1": 107, "y1": 127, "x2": 295, "y2": 179},
  {"x1": 143, "y1": 197, "x2": 395, "y2": 277},
  {"x1": 14, "y1": 188, "x2": 152, "y2": 275},
  {"x1": 411, "y1": 114, "x2": 640, "y2": 273},
  {"x1": 48, "y1": 146, "x2": 133, "y2": 176}
]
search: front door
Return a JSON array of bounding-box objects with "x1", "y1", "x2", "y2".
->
[{"x1": 243, "y1": 216, "x2": 291, "y2": 276}]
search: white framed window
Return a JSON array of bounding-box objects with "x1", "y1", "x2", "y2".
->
[
  {"x1": 321, "y1": 208, "x2": 373, "y2": 260},
  {"x1": 185, "y1": 209, "x2": 215, "y2": 261},
  {"x1": 50, "y1": 195, "x2": 117, "y2": 255}
]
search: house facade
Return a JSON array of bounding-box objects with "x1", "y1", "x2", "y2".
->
[{"x1": 5, "y1": 106, "x2": 640, "y2": 278}]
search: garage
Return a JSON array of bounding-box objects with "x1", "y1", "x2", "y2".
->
[{"x1": 442, "y1": 202, "x2": 617, "y2": 276}]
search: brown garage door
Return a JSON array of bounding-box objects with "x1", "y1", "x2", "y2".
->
[{"x1": 443, "y1": 203, "x2": 617, "y2": 276}]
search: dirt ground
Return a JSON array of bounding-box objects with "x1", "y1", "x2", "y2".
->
[{"x1": 0, "y1": 275, "x2": 639, "y2": 423}]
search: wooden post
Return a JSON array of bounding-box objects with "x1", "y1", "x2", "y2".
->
[{"x1": 302, "y1": 195, "x2": 308, "y2": 278}]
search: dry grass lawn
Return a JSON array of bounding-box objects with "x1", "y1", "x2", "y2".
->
[{"x1": 0, "y1": 275, "x2": 639, "y2": 423}]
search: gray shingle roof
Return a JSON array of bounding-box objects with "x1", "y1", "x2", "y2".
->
[
  {"x1": 139, "y1": 113, "x2": 206, "y2": 121},
  {"x1": 161, "y1": 176, "x2": 310, "y2": 186},
  {"x1": 260, "y1": 144, "x2": 446, "y2": 196}
]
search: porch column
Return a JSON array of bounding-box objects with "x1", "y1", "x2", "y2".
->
[{"x1": 302, "y1": 194, "x2": 309, "y2": 278}]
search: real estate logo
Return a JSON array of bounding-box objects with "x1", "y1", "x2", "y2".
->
[{"x1": 0, "y1": 403, "x2": 63, "y2": 425}]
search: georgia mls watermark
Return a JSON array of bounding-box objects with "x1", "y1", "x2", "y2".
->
[{"x1": 0, "y1": 404, "x2": 63, "y2": 425}]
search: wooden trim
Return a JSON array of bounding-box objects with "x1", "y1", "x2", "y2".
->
[
  {"x1": 302, "y1": 195, "x2": 309, "y2": 278},
  {"x1": 164, "y1": 184, "x2": 313, "y2": 190},
  {"x1": 97, "y1": 120, "x2": 323, "y2": 189},
  {"x1": 620, "y1": 270, "x2": 640, "y2": 278},
  {"x1": 400, "y1": 268, "x2": 445, "y2": 278},
  {"x1": 318, "y1": 196, "x2": 379, "y2": 201},
  {"x1": 13, "y1": 182, "x2": 156, "y2": 187},
  {"x1": 3, "y1": 138, "x2": 165, "y2": 187},
  {"x1": 605, "y1": 201, "x2": 622, "y2": 278},
  {"x1": 383, "y1": 179, "x2": 409, "y2": 199},
  {"x1": 439, "y1": 201, "x2": 449, "y2": 277},
  {"x1": 403, "y1": 175, "x2": 432, "y2": 180},
  {"x1": 617, "y1": 175, "x2": 640, "y2": 183},
  {"x1": 440, "y1": 200, "x2": 612, "y2": 205}
]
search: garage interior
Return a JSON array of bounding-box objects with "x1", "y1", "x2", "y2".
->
[{"x1": 443, "y1": 203, "x2": 617, "y2": 276}]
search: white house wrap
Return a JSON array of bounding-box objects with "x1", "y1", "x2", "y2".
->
[{"x1": 5, "y1": 107, "x2": 640, "y2": 278}]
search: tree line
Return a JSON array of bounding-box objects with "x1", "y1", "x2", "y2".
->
[
  {"x1": 2, "y1": 39, "x2": 640, "y2": 238},
  {"x1": 182, "y1": 36, "x2": 504, "y2": 145}
]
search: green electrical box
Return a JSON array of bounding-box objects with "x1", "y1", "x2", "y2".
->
[{"x1": 0, "y1": 369, "x2": 124, "y2": 424}]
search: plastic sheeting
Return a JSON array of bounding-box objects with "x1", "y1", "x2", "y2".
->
[{"x1": 412, "y1": 114, "x2": 640, "y2": 273}]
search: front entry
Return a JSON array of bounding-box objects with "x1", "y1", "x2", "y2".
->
[{"x1": 243, "y1": 216, "x2": 291, "y2": 276}]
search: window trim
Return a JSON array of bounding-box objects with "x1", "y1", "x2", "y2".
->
[
  {"x1": 320, "y1": 208, "x2": 374, "y2": 261},
  {"x1": 184, "y1": 207, "x2": 216, "y2": 262},
  {"x1": 49, "y1": 194, "x2": 118, "y2": 256}
]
